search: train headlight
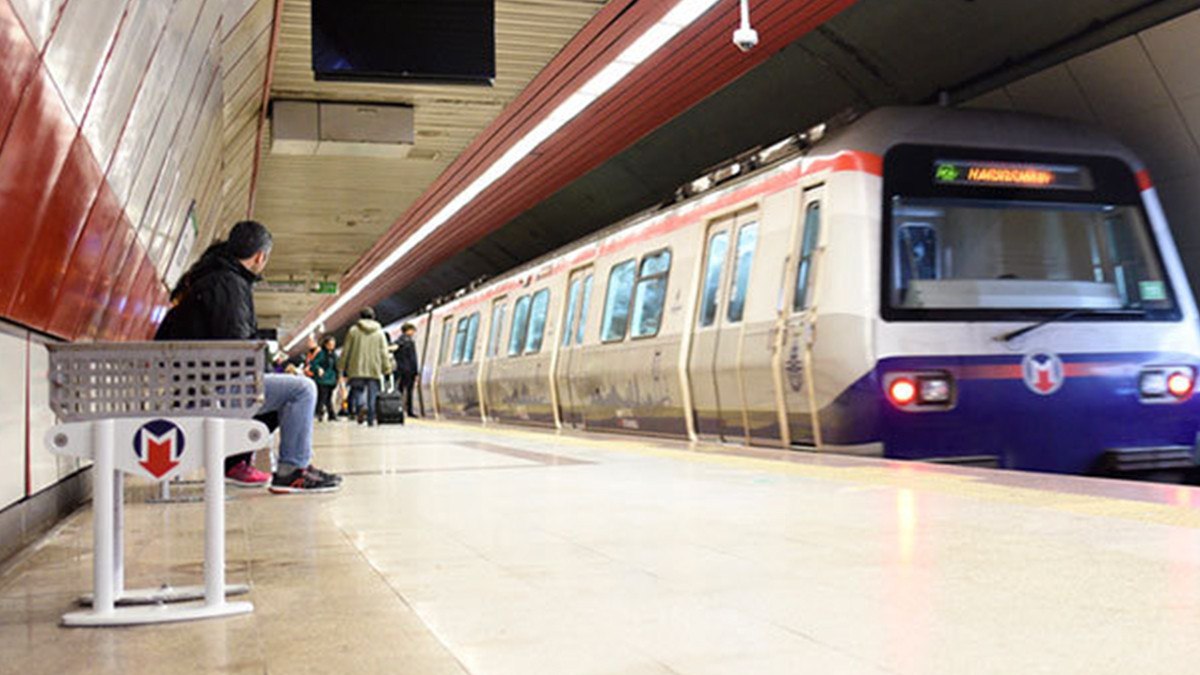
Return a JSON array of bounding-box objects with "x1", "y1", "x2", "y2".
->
[
  {"x1": 919, "y1": 376, "x2": 952, "y2": 404},
  {"x1": 885, "y1": 372, "x2": 954, "y2": 410},
  {"x1": 1139, "y1": 367, "x2": 1194, "y2": 402},
  {"x1": 1139, "y1": 371, "x2": 1168, "y2": 397}
]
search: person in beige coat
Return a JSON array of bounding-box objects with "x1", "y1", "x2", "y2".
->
[{"x1": 340, "y1": 307, "x2": 394, "y2": 426}]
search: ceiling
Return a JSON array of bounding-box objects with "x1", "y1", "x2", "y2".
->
[
  {"x1": 286, "y1": 0, "x2": 859, "y2": 342},
  {"x1": 290, "y1": 0, "x2": 1200, "y2": 338},
  {"x1": 249, "y1": 0, "x2": 606, "y2": 331}
]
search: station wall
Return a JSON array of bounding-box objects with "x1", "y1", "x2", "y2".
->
[
  {"x1": 967, "y1": 8, "x2": 1200, "y2": 295},
  {"x1": 0, "y1": 0, "x2": 268, "y2": 548}
]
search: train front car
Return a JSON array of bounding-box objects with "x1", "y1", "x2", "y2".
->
[{"x1": 839, "y1": 107, "x2": 1200, "y2": 475}]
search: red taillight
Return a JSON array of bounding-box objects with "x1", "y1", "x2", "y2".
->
[
  {"x1": 1167, "y1": 372, "x2": 1193, "y2": 398},
  {"x1": 889, "y1": 378, "x2": 918, "y2": 406}
]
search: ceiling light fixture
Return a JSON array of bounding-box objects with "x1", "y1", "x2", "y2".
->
[{"x1": 285, "y1": 0, "x2": 725, "y2": 349}]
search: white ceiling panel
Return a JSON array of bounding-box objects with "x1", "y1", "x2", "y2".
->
[
  {"x1": 252, "y1": 0, "x2": 606, "y2": 332},
  {"x1": 1069, "y1": 37, "x2": 1172, "y2": 122},
  {"x1": 1139, "y1": 9, "x2": 1200, "y2": 101},
  {"x1": 1004, "y1": 65, "x2": 1096, "y2": 124}
]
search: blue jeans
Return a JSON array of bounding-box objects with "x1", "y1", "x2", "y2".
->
[
  {"x1": 260, "y1": 373, "x2": 316, "y2": 472},
  {"x1": 350, "y1": 378, "x2": 380, "y2": 424}
]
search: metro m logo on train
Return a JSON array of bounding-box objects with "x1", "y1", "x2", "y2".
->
[{"x1": 1022, "y1": 353, "x2": 1065, "y2": 396}]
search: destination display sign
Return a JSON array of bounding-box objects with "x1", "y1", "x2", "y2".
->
[{"x1": 933, "y1": 160, "x2": 1093, "y2": 190}]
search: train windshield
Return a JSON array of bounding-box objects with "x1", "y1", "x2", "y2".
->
[{"x1": 889, "y1": 197, "x2": 1176, "y2": 316}]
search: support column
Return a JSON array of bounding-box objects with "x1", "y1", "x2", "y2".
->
[
  {"x1": 204, "y1": 417, "x2": 226, "y2": 607},
  {"x1": 92, "y1": 419, "x2": 115, "y2": 615}
]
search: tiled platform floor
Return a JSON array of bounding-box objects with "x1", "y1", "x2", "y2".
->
[{"x1": 3, "y1": 418, "x2": 1200, "y2": 674}]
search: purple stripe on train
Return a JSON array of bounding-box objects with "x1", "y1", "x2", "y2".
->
[{"x1": 820, "y1": 352, "x2": 1200, "y2": 474}]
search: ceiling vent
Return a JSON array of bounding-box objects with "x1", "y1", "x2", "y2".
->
[{"x1": 270, "y1": 100, "x2": 415, "y2": 158}]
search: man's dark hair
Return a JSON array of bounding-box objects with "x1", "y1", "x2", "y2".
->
[
  {"x1": 227, "y1": 220, "x2": 273, "y2": 259},
  {"x1": 401, "y1": 323, "x2": 416, "y2": 333},
  {"x1": 360, "y1": 307, "x2": 376, "y2": 320},
  {"x1": 321, "y1": 334, "x2": 336, "y2": 345}
]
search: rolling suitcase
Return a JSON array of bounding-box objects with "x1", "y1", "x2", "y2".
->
[{"x1": 376, "y1": 391, "x2": 405, "y2": 424}]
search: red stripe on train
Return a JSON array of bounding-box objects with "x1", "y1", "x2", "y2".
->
[
  {"x1": 1136, "y1": 169, "x2": 1153, "y2": 192},
  {"x1": 436, "y1": 150, "x2": 883, "y2": 316},
  {"x1": 957, "y1": 362, "x2": 1135, "y2": 380}
]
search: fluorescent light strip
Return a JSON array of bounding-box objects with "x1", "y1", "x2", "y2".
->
[{"x1": 286, "y1": 0, "x2": 722, "y2": 349}]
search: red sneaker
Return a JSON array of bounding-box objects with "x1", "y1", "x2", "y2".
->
[{"x1": 226, "y1": 460, "x2": 270, "y2": 487}]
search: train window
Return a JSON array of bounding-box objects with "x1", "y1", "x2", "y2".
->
[
  {"x1": 793, "y1": 202, "x2": 822, "y2": 312},
  {"x1": 699, "y1": 231, "x2": 729, "y2": 327},
  {"x1": 524, "y1": 289, "x2": 551, "y2": 353},
  {"x1": 601, "y1": 259, "x2": 637, "y2": 342},
  {"x1": 439, "y1": 317, "x2": 454, "y2": 365},
  {"x1": 487, "y1": 303, "x2": 507, "y2": 357},
  {"x1": 896, "y1": 223, "x2": 938, "y2": 293},
  {"x1": 452, "y1": 316, "x2": 470, "y2": 364},
  {"x1": 563, "y1": 278, "x2": 581, "y2": 347},
  {"x1": 727, "y1": 223, "x2": 759, "y2": 323},
  {"x1": 888, "y1": 197, "x2": 1176, "y2": 314},
  {"x1": 631, "y1": 249, "x2": 672, "y2": 338},
  {"x1": 464, "y1": 313, "x2": 481, "y2": 363},
  {"x1": 508, "y1": 295, "x2": 531, "y2": 356},
  {"x1": 576, "y1": 274, "x2": 593, "y2": 345}
]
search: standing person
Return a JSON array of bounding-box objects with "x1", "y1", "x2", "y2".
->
[
  {"x1": 340, "y1": 307, "x2": 393, "y2": 426},
  {"x1": 155, "y1": 220, "x2": 341, "y2": 493},
  {"x1": 310, "y1": 335, "x2": 339, "y2": 421},
  {"x1": 395, "y1": 323, "x2": 420, "y2": 418}
]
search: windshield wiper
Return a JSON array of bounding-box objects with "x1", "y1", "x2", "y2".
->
[{"x1": 995, "y1": 307, "x2": 1146, "y2": 343}]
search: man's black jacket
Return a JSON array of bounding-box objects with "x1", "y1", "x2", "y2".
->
[
  {"x1": 395, "y1": 334, "x2": 419, "y2": 377},
  {"x1": 155, "y1": 245, "x2": 259, "y2": 340}
]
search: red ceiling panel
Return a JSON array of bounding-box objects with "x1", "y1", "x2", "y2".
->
[
  {"x1": 0, "y1": 67, "x2": 76, "y2": 311},
  {"x1": 45, "y1": 181, "x2": 123, "y2": 339},
  {"x1": 296, "y1": 0, "x2": 858, "y2": 337},
  {"x1": 384, "y1": 2, "x2": 852, "y2": 281},
  {"x1": 9, "y1": 132, "x2": 104, "y2": 331},
  {"x1": 349, "y1": 0, "x2": 655, "y2": 276},
  {"x1": 0, "y1": 2, "x2": 38, "y2": 138}
]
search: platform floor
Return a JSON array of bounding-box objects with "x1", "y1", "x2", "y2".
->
[{"x1": 3, "y1": 419, "x2": 1200, "y2": 674}]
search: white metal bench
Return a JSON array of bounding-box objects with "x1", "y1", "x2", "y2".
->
[{"x1": 45, "y1": 341, "x2": 269, "y2": 627}]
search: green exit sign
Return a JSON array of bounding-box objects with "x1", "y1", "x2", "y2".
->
[{"x1": 314, "y1": 281, "x2": 338, "y2": 294}]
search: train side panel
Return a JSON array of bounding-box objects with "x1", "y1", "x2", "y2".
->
[
  {"x1": 572, "y1": 225, "x2": 696, "y2": 437},
  {"x1": 485, "y1": 274, "x2": 562, "y2": 426}
]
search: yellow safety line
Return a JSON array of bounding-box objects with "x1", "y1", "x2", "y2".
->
[{"x1": 407, "y1": 418, "x2": 1200, "y2": 529}]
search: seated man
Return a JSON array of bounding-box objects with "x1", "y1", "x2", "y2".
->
[{"x1": 155, "y1": 220, "x2": 340, "y2": 493}]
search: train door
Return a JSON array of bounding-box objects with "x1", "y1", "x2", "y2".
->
[
  {"x1": 779, "y1": 187, "x2": 824, "y2": 446},
  {"x1": 689, "y1": 210, "x2": 759, "y2": 442},
  {"x1": 555, "y1": 267, "x2": 593, "y2": 428},
  {"x1": 481, "y1": 297, "x2": 507, "y2": 421},
  {"x1": 432, "y1": 316, "x2": 455, "y2": 416}
]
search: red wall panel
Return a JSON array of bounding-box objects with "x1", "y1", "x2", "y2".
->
[
  {"x1": 8, "y1": 132, "x2": 104, "y2": 329},
  {"x1": 45, "y1": 181, "x2": 121, "y2": 338},
  {"x1": 0, "y1": 2, "x2": 37, "y2": 140},
  {"x1": 0, "y1": 0, "x2": 217, "y2": 344},
  {"x1": 82, "y1": 216, "x2": 134, "y2": 339},
  {"x1": 0, "y1": 68, "x2": 75, "y2": 311},
  {"x1": 118, "y1": 259, "x2": 155, "y2": 340},
  {"x1": 98, "y1": 244, "x2": 144, "y2": 340}
]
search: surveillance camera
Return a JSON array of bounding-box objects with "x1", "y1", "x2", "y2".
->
[{"x1": 733, "y1": 26, "x2": 758, "y2": 52}]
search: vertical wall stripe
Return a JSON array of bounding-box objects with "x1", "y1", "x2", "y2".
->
[{"x1": 23, "y1": 332, "x2": 30, "y2": 496}]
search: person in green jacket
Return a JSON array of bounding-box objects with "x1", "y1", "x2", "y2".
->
[
  {"x1": 340, "y1": 307, "x2": 393, "y2": 426},
  {"x1": 310, "y1": 335, "x2": 340, "y2": 421}
]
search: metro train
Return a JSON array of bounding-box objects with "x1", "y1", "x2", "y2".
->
[{"x1": 388, "y1": 106, "x2": 1200, "y2": 476}]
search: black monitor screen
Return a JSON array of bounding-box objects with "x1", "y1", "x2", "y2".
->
[{"x1": 312, "y1": 0, "x2": 495, "y2": 85}]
